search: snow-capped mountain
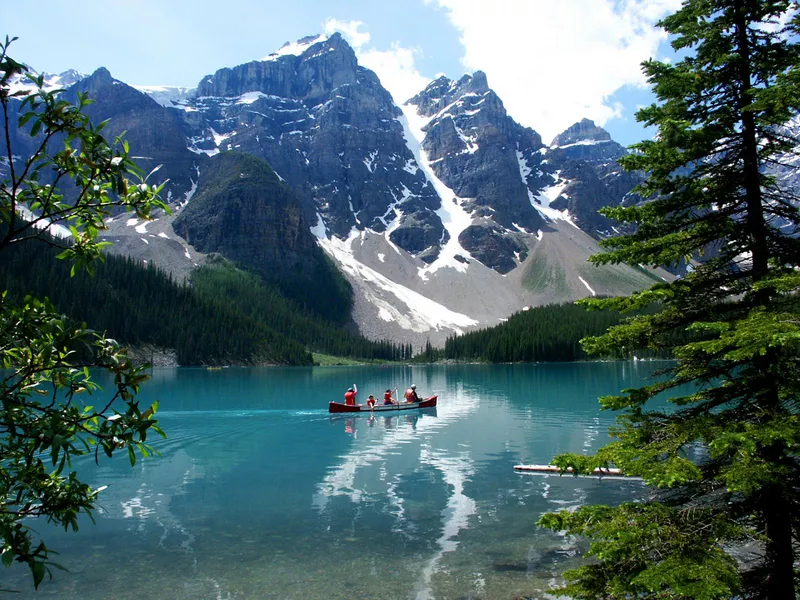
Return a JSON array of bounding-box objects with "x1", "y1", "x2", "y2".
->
[
  {"x1": 7, "y1": 68, "x2": 87, "y2": 95},
  {"x1": 405, "y1": 73, "x2": 547, "y2": 274},
  {"x1": 544, "y1": 118, "x2": 643, "y2": 238},
  {"x1": 174, "y1": 32, "x2": 446, "y2": 264},
  {"x1": 5, "y1": 34, "x2": 672, "y2": 347}
]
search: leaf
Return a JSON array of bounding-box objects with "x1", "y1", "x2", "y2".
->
[
  {"x1": 141, "y1": 401, "x2": 158, "y2": 420},
  {"x1": 31, "y1": 561, "x2": 46, "y2": 589}
]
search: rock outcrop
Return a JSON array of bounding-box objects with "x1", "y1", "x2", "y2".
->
[
  {"x1": 406, "y1": 72, "x2": 547, "y2": 273},
  {"x1": 544, "y1": 119, "x2": 642, "y2": 237},
  {"x1": 172, "y1": 152, "x2": 352, "y2": 322},
  {"x1": 70, "y1": 68, "x2": 200, "y2": 205},
  {"x1": 178, "y1": 33, "x2": 445, "y2": 262}
]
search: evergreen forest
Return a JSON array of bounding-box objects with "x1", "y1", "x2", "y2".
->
[
  {"x1": 441, "y1": 302, "x2": 637, "y2": 363},
  {"x1": 0, "y1": 238, "x2": 414, "y2": 365}
]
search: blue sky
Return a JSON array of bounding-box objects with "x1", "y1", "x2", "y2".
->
[{"x1": 3, "y1": 0, "x2": 682, "y2": 146}]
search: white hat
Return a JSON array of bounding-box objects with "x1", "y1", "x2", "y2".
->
[{"x1": 411, "y1": 384, "x2": 416, "y2": 389}]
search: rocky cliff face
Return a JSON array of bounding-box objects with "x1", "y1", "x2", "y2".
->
[
  {"x1": 176, "y1": 33, "x2": 446, "y2": 263},
  {"x1": 173, "y1": 152, "x2": 316, "y2": 279},
  {"x1": 172, "y1": 152, "x2": 352, "y2": 322},
  {"x1": 406, "y1": 73, "x2": 548, "y2": 273},
  {"x1": 543, "y1": 118, "x2": 642, "y2": 237},
  {"x1": 69, "y1": 68, "x2": 200, "y2": 205}
]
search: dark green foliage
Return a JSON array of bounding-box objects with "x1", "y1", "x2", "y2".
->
[
  {"x1": 539, "y1": 3, "x2": 800, "y2": 599},
  {"x1": 190, "y1": 261, "x2": 413, "y2": 362},
  {"x1": 442, "y1": 302, "x2": 638, "y2": 362},
  {"x1": 0, "y1": 239, "x2": 314, "y2": 365},
  {"x1": 0, "y1": 38, "x2": 165, "y2": 589},
  {"x1": 0, "y1": 241, "x2": 413, "y2": 365}
]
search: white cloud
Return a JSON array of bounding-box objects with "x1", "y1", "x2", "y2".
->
[
  {"x1": 323, "y1": 18, "x2": 371, "y2": 50},
  {"x1": 429, "y1": 0, "x2": 683, "y2": 142},
  {"x1": 323, "y1": 19, "x2": 431, "y2": 105}
]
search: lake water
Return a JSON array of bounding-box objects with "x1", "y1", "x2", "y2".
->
[{"x1": 6, "y1": 362, "x2": 667, "y2": 599}]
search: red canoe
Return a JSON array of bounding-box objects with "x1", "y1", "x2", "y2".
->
[{"x1": 329, "y1": 395, "x2": 438, "y2": 413}]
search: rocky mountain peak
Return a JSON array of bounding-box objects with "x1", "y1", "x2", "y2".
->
[
  {"x1": 551, "y1": 118, "x2": 612, "y2": 147},
  {"x1": 544, "y1": 118, "x2": 641, "y2": 239},
  {"x1": 196, "y1": 33, "x2": 360, "y2": 101},
  {"x1": 408, "y1": 71, "x2": 493, "y2": 118},
  {"x1": 466, "y1": 70, "x2": 489, "y2": 94},
  {"x1": 7, "y1": 67, "x2": 88, "y2": 96},
  {"x1": 50, "y1": 69, "x2": 86, "y2": 87},
  {"x1": 67, "y1": 67, "x2": 198, "y2": 205},
  {"x1": 174, "y1": 32, "x2": 446, "y2": 263},
  {"x1": 405, "y1": 69, "x2": 550, "y2": 273},
  {"x1": 87, "y1": 66, "x2": 114, "y2": 85},
  {"x1": 72, "y1": 67, "x2": 156, "y2": 110}
]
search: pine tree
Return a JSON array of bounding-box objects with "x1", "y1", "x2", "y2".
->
[{"x1": 539, "y1": 2, "x2": 800, "y2": 599}]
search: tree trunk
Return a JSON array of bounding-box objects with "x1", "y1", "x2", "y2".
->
[
  {"x1": 732, "y1": 4, "x2": 796, "y2": 598},
  {"x1": 762, "y1": 485, "x2": 797, "y2": 600},
  {"x1": 733, "y1": 0, "x2": 769, "y2": 284}
]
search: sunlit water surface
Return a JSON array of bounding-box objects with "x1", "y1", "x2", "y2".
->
[{"x1": 6, "y1": 362, "x2": 672, "y2": 599}]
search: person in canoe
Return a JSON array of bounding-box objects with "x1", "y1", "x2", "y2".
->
[
  {"x1": 366, "y1": 394, "x2": 377, "y2": 408},
  {"x1": 383, "y1": 388, "x2": 397, "y2": 405},
  {"x1": 344, "y1": 384, "x2": 358, "y2": 406},
  {"x1": 404, "y1": 384, "x2": 420, "y2": 403}
]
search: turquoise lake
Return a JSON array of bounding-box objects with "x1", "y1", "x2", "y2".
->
[{"x1": 5, "y1": 362, "x2": 668, "y2": 599}]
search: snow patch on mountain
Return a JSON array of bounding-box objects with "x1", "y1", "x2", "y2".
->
[
  {"x1": 452, "y1": 117, "x2": 479, "y2": 154},
  {"x1": 8, "y1": 69, "x2": 86, "y2": 95},
  {"x1": 318, "y1": 231, "x2": 478, "y2": 333},
  {"x1": 16, "y1": 206, "x2": 71, "y2": 239},
  {"x1": 210, "y1": 127, "x2": 234, "y2": 148},
  {"x1": 310, "y1": 212, "x2": 328, "y2": 240},
  {"x1": 399, "y1": 104, "x2": 474, "y2": 281},
  {"x1": 179, "y1": 166, "x2": 200, "y2": 209},
  {"x1": 236, "y1": 91, "x2": 272, "y2": 105},
  {"x1": 556, "y1": 139, "x2": 614, "y2": 149},
  {"x1": 363, "y1": 150, "x2": 378, "y2": 173},
  {"x1": 532, "y1": 176, "x2": 580, "y2": 229},
  {"x1": 516, "y1": 150, "x2": 539, "y2": 208},
  {"x1": 578, "y1": 276, "x2": 597, "y2": 296},
  {"x1": 133, "y1": 85, "x2": 196, "y2": 107},
  {"x1": 261, "y1": 35, "x2": 326, "y2": 62}
]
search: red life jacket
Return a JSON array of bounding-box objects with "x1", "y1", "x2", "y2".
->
[
  {"x1": 383, "y1": 391, "x2": 393, "y2": 404},
  {"x1": 344, "y1": 390, "x2": 357, "y2": 405}
]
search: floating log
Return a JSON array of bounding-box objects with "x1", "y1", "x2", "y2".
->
[{"x1": 514, "y1": 464, "x2": 625, "y2": 476}]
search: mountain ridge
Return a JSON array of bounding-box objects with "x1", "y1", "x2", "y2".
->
[{"x1": 5, "y1": 33, "x2": 673, "y2": 347}]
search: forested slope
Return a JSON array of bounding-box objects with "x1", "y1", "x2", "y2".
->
[
  {"x1": 1, "y1": 240, "x2": 411, "y2": 365},
  {"x1": 443, "y1": 302, "x2": 632, "y2": 362}
]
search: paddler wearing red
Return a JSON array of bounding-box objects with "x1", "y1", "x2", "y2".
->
[
  {"x1": 383, "y1": 388, "x2": 396, "y2": 405},
  {"x1": 344, "y1": 384, "x2": 358, "y2": 406},
  {"x1": 404, "y1": 384, "x2": 420, "y2": 403}
]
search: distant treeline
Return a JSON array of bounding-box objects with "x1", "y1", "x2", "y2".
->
[
  {"x1": 0, "y1": 239, "x2": 414, "y2": 365},
  {"x1": 438, "y1": 301, "x2": 665, "y2": 363}
]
